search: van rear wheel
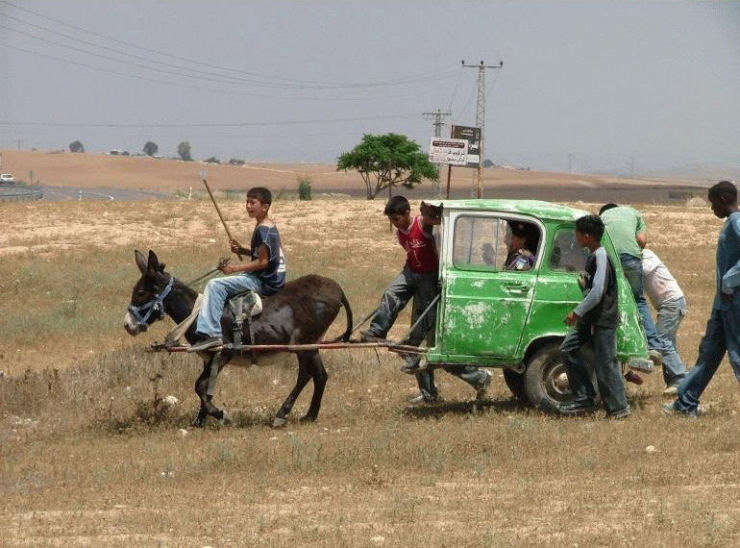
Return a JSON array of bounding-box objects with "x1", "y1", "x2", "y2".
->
[{"x1": 523, "y1": 342, "x2": 596, "y2": 411}]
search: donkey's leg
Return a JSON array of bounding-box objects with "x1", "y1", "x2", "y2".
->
[
  {"x1": 301, "y1": 351, "x2": 328, "y2": 423},
  {"x1": 193, "y1": 354, "x2": 229, "y2": 427},
  {"x1": 272, "y1": 353, "x2": 313, "y2": 428}
]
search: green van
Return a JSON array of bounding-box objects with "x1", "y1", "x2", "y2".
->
[{"x1": 424, "y1": 199, "x2": 653, "y2": 409}]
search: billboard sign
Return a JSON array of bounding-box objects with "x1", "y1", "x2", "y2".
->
[
  {"x1": 451, "y1": 125, "x2": 481, "y2": 167},
  {"x1": 429, "y1": 137, "x2": 468, "y2": 166}
]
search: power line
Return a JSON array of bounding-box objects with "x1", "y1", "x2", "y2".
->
[
  {"x1": 0, "y1": 40, "x2": 450, "y2": 103},
  {"x1": 0, "y1": 112, "x2": 422, "y2": 128},
  {"x1": 446, "y1": 66, "x2": 464, "y2": 112},
  {"x1": 1, "y1": 0, "x2": 459, "y2": 90}
]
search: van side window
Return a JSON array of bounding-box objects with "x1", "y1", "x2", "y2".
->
[
  {"x1": 453, "y1": 215, "x2": 540, "y2": 271},
  {"x1": 549, "y1": 228, "x2": 588, "y2": 272}
]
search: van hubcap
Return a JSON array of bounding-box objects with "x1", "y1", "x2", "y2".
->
[{"x1": 543, "y1": 362, "x2": 571, "y2": 401}]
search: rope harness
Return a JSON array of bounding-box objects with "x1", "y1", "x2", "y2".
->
[{"x1": 127, "y1": 276, "x2": 175, "y2": 328}]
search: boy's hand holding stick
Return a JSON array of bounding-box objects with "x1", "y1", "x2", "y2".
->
[{"x1": 200, "y1": 170, "x2": 243, "y2": 260}]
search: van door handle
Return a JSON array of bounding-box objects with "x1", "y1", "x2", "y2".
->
[{"x1": 503, "y1": 282, "x2": 529, "y2": 293}]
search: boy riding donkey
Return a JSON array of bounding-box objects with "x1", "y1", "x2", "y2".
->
[
  {"x1": 361, "y1": 196, "x2": 492, "y2": 404},
  {"x1": 190, "y1": 186, "x2": 286, "y2": 351}
]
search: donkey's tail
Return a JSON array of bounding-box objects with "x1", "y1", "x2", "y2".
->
[{"x1": 328, "y1": 290, "x2": 353, "y2": 343}]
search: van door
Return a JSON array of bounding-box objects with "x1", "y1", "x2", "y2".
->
[{"x1": 437, "y1": 212, "x2": 542, "y2": 364}]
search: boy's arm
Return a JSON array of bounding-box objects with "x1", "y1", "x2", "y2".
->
[
  {"x1": 572, "y1": 249, "x2": 608, "y2": 319},
  {"x1": 230, "y1": 239, "x2": 250, "y2": 256},
  {"x1": 721, "y1": 216, "x2": 740, "y2": 296},
  {"x1": 221, "y1": 243, "x2": 269, "y2": 274},
  {"x1": 635, "y1": 210, "x2": 647, "y2": 249}
]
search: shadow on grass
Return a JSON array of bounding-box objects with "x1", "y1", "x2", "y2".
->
[
  {"x1": 96, "y1": 400, "x2": 279, "y2": 434},
  {"x1": 402, "y1": 397, "x2": 529, "y2": 419}
]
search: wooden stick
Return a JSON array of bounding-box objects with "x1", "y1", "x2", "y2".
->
[
  {"x1": 157, "y1": 341, "x2": 427, "y2": 354},
  {"x1": 200, "y1": 171, "x2": 242, "y2": 260}
]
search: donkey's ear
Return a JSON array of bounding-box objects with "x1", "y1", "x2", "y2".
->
[
  {"x1": 135, "y1": 250, "x2": 148, "y2": 274},
  {"x1": 147, "y1": 250, "x2": 161, "y2": 273}
]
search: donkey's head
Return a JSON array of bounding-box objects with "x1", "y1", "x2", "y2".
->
[{"x1": 124, "y1": 250, "x2": 174, "y2": 336}]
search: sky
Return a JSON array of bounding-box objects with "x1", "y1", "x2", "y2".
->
[{"x1": 1, "y1": 0, "x2": 739, "y2": 174}]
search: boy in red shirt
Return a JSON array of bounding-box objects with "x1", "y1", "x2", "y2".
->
[{"x1": 362, "y1": 196, "x2": 492, "y2": 404}]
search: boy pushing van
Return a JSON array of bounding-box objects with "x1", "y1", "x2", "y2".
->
[
  {"x1": 560, "y1": 214, "x2": 630, "y2": 419},
  {"x1": 361, "y1": 196, "x2": 491, "y2": 404}
]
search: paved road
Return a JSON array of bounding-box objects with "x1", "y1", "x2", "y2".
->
[{"x1": 38, "y1": 186, "x2": 180, "y2": 202}]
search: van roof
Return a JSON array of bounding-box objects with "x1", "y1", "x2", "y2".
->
[{"x1": 430, "y1": 199, "x2": 590, "y2": 222}]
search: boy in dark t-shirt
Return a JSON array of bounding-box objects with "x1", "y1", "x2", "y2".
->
[
  {"x1": 191, "y1": 186, "x2": 286, "y2": 351},
  {"x1": 559, "y1": 214, "x2": 630, "y2": 419}
]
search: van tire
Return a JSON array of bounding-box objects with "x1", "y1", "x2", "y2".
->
[
  {"x1": 523, "y1": 342, "x2": 597, "y2": 411},
  {"x1": 503, "y1": 369, "x2": 527, "y2": 402}
]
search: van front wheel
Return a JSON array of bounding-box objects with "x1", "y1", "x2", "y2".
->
[{"x1": 523, "y1": 342, "x2": 595, "y2": 411}]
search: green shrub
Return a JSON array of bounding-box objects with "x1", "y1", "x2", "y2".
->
[{"x1": 297, "y1": 176, "x2": 312, "y2": 201}]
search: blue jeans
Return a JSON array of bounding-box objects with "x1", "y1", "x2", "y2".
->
[
  {"x1": 195, "y1": 274, "x2": 263, "y2": 337},
  {"x1": 415, "y1": 365, "x2": 488, "y2": 399},
  {"x1": 370, "y1": 266, "x2": 488, "y2": 396},
  {"x1": 367, "y1": 265, "x2": 438, "y2": 343},
  {"x1": 656, "y1": 297, "x2": 688, "y2": 384},
  {"x1": 674, "y1": 306, "x2": 740, "y2": 414},
  {"x1": 620, "y1": 253, "x2": 664, "y2": 350},
  {"x1": 560, "y1": 322, "x2": 629, "y2": 414},
  {"x1": 620, "y1": 254, "x2": 685, "y2": 382}
]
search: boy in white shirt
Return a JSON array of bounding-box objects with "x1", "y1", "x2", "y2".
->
[{"x1": 642, "y1": 249, "x2": 688, "y2": 394}]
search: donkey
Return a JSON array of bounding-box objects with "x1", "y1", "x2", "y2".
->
[{"x1": 124, "y1": 250, "x2": 352, "y2": 427}]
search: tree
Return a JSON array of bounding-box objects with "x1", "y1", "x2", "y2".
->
[
  {"x1": 482, "y1": 158, "x2": 495, "y2": 168},
  {"x1": 143, "y1": 141, "x2": 159, "y2": 156},
  {"x1": 69, "y1": 140, "x2": 85, "y2": 153},
  {"x1": 177, "y1": 141, "x2": 192, "y2": 161},
  {"x1": 337, "y1": 133, "x2": 438, "y2": 199}
]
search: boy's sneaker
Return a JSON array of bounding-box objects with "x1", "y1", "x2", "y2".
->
[
  {"x1": 624, "y1": 371, "x2": 644, "y2": 385},
  {"x1": 189, "y1": 335, "x2": 223, "y2": 352},
  {"x1": 648, "y1": 349, "x2": 663, "y2": 366},
  {"x1": 662, "y1": 380, "x2": 682, "y2": 396},
  {"x1": 475, "y1": 370, "x2": 493, "y2": 400},
  {"x1": 662, "y1": 402, "x2": 698, "y2": 418},
  {"x1": 558, "y1": 399, "x2": 596, "y2": 414},
  {"x1": 408, "y1": 393, "x2": 442, "y2": 405},
  {"x1": 359, "y1": 330, "x2": 384, "y2": 343},
  {"x1": 605, "y1": 407, "x2": 631, "y2": 420}
]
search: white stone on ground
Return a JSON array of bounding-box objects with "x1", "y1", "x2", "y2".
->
[{"x1": 162, "y1": 395, "x2": 179, "y2": 407}]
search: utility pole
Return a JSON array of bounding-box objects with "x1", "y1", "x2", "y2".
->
[
  {"x1": 422, "y1": 109, "x2": 452, "y2": 138},
  {"x1": 462, "y1": 59, "x2": 503, "y2": 198},
  {"x1": 423, "y1": 109, "x2": 451, "y2": 196},
  {"x1": 16, "y1": 139, "x2": 23, "y2": 150}
]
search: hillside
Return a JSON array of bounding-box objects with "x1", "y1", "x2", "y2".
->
[{"x1": 0, "y1": 150, "x2": 708, "y2": 202}]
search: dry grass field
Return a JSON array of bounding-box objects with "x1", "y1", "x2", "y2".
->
[{"x1": 1, "y1": 195, "x2": 739, "y2": 546}]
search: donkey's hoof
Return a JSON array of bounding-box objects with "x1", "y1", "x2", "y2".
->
[
  {"x1": 272, "y1": 416, "x2": 287, "y2": 428},
  {"x1": 299, "y1": 414, "x2": 317, "y2": 423}
]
